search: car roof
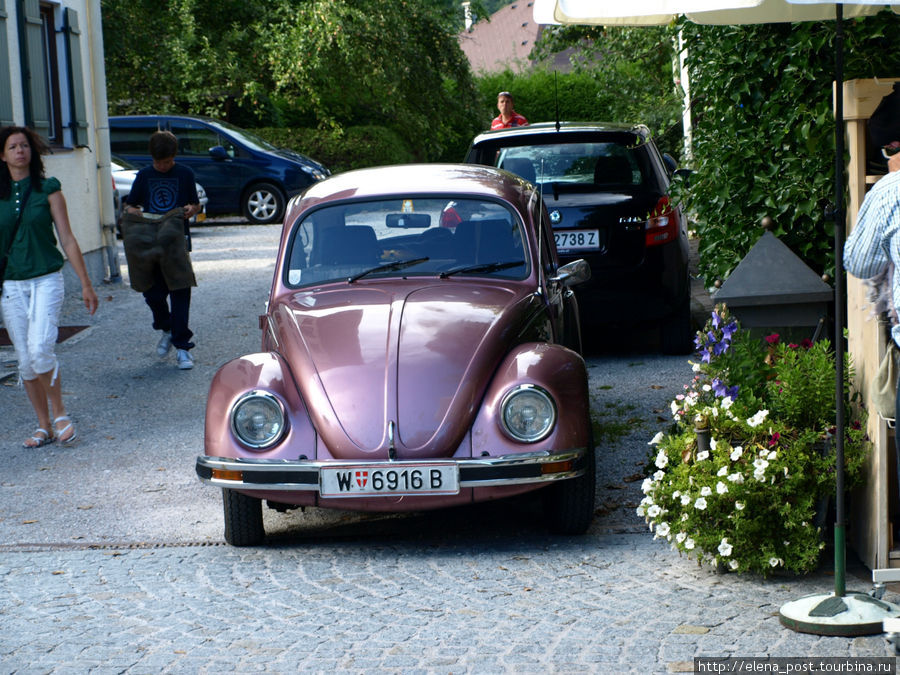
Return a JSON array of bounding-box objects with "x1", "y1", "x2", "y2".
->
[
  {"x1": 470, "y1": 121, "x2": 652, "y2": 145},
  {"x1": 295, "y1": 163, "x2": 531, "y2": 208}
]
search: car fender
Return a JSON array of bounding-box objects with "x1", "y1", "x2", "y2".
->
[
  {"x1": 470, "y1": 342, "x2": 591, "y2": 457},
  {"x1": 204, "y1": 352, "x2": 316, "y2": 461}
]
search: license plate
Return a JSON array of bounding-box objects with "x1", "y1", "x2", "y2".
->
[
  {"x1": 320, "y1": 463, "x2": 459, "y2": 497},
  {"x1": 554, "y1": 229, "x2": 600, "y2": 251}
]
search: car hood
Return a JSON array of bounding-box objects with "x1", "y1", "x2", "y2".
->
[{"x1": 271, "y1": 282, "x2": 534, "y2": 459}]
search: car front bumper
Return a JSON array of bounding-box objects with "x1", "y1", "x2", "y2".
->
[{"x1": 196, "y1": 448, "x2": 588, "y2": 493}]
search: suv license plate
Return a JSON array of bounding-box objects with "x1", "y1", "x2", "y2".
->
[
  {"x1": 320, "y1": 463, "x2": 459, "y2": 497},
  {"x1": 554, "y1": 230, "x2": 600, "y2": 251}
]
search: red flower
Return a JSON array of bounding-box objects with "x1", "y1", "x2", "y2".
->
[
  {"x1": 764, "y1": 333, "x2": 780, "y2": 345},
  {"x1": 800, "y1": 339, "x2": 813, "y2": 349}
]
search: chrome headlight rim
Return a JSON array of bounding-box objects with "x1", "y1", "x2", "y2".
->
[
  {"x1": 230, "y1": 390, "x2": 287, "y2": 450},
  {"x1": 499, "y1": 384, "x2": 557, "y2": 443}
]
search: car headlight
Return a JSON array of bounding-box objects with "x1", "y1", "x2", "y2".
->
[
  {"x1": 230, "y1": 391, "x2": 287, "y2": 449},
  {"x1": 500, "y1": 384, "x2": 556, "y2": 442}
]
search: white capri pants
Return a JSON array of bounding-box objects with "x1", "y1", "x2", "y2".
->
[{"x1": 0, "y1": 270, "x2": 65, "y2": 382}]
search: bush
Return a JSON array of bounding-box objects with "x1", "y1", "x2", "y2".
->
[
  {"x1": 252, "y1": 125, "x2": 416, "y2": 174},
  {"x1": 640, "y1": 305, "x2": 868, "y2": 576}
]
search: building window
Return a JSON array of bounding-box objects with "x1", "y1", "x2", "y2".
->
[{"x1": 17, "y1": 0, "x2": 87, "y2": 147}]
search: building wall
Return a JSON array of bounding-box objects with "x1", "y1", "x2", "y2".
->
[{"x1": 3, "y1": 0, "x2": 117, "y2": 288}]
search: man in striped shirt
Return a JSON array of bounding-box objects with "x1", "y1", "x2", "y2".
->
[{"x1": 491, "y1": 92, "x2": 528, "y2": 130}]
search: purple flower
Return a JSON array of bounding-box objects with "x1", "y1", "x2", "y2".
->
[
  {"x1": 701, "y1": 349, "x2": 712, "y2": 364},
  {"x1": 713, "y1": 340, "x2": 729, "y2": 356},
  {"x1": 722, "y1": 321, "x2": 738, "y2": 340},
  {"x1": 694, "y1": 333, "x2": 704, "y2": 349},
  {"x1": 711, "y1": 311, "x2": 722, "y2": 329},
  {"x1": 711, "y1": 378, "x2": 739, "y2": 400}
]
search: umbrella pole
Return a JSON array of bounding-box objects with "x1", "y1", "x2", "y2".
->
[{"x1": 780, "y1": 4, "x2": 900, "y2": 635}]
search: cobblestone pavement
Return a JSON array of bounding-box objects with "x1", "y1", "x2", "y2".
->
[{"x1": 1, "y1": 224, "x2": 898, "y2": 673}]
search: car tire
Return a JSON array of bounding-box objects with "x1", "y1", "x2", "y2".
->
[
  {"x1": 243, "y1": 182, "x2": 285, "y2": 225},
  {"x1": 222, "y1": 488, "x2": 265, "y2": 546},
  {"x1": 660, "y1": 295, "x2": 694, "y2": 355},
  {"x1": 543, "y1": 435, "x2": 596, "y2": 535}
]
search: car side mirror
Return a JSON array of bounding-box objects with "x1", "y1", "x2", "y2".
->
[
  {"x1": 550, "y1": 259, "x2": 591, "y2": 287},
  {"x1": 209, "y1": 145, "x2": 229, "y2": 161}
]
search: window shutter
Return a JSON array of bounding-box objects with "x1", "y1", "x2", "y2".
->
[
  {"x1": 0, "y1": 0, "x2": 13, "y2": 126},
  {"x1": 63, "y1": 7, "x2": 87, "y2": 147},
  {"x1": 19, "y1": 0, "x2": 49, "y2": 139}
]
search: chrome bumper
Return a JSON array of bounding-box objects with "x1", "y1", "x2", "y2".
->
[{"x1": 195, "y1": 449, "x2": 587, "y2": 492}]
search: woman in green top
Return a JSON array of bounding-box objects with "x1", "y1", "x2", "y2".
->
[{"x1": 0, "y1": 126, "x2": 98, "y2": 447}]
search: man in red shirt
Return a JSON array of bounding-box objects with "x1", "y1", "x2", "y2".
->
[{"x1": 491, "y1": 91, "x2": 528, "y2": 130}]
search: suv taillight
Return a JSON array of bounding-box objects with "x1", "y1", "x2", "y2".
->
[{"x1": 645, "y1": 196, "x2": 678, "y2": 247}]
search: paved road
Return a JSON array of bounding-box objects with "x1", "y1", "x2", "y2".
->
[{"x1": 0, "y1": 224, "x2": 897, "y2": 673}]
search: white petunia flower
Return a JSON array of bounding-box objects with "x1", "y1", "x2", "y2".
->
[
  {"x1": 730, "y1": 447, "x2": 743, "y2": 461},
  {"x1": 754, "y1": 458, "x2": 769, "y2": 471},
  {"x1": 642, "y1": 478, "x2": 654, "y2": 494},
  {"x1": 767, "y1": 450, "x2": 778, "y2": 461},
  {"x1": 692, "y1": 362, "x2": 701, "y2": 373},
  {"x1": 716, "y1": 481, "x2": 728, "y2": 495},
  {"x1": 697, "y1": 450, "x2": 710, "y2": 461},
  {"x1": 710, "y1": 438, "x2": 718, "y2": 451},
  {"x1": 721, "y1": 396, "x2": 734, "y2": 409},
  {"x1": 636, "y1": 505, "x2": 646, "y2": 517},
  {"x1": 694, "y1": 497, "x2": 708, "y2": 510},
  {"x1": 672, "y1": 490, "x2": 681, "y2": 498},
  {"x1": 681, "y1": 513, "x2": 689, "y2": 521},
  {"x1": 727, "y1": 472, "x2": 744, "y2": 484},
  {"x1": 746, "y1": 410, "x2": 769, "y2": 427},
  {"x1": 717, "y1": 466, "x2": 728, "y2": 477},
  {"x1": 676, "y1": 532, "x2": 687, "y2": 543},
  {"x1": 653, "y1": 470, "x2": 665, "y2": 482},
  {"x1": 670, "y1": 400, "x2": 680, "y2": 416},
  {"x1": 735, "y1": 501, "x2": 745, "y2": 511},
  {"x1": 702, "y1": 384, "x2": 712, "y2": 392},
  {"x1": 649, "y1": 431, "x2": 665, "y2": 445},
  {"x1": 700, "y1": 486, "x2": 712, "y2": 497},
  {"x1": 681, "y1": 494, "x2": 691, "y2": 506},
  {"x1": 655, "y1": 522, "x2": 670, "y2": 538},
  {"x1": 655, "y1": 450, "x2": 669, "y2": 469},
  {"x1": 729, "y1": 560, "x2": 739, "y2": 570},
  {"x1": 718, "y1": 538, "x2": 733, "y2": 556},
  {"x1": 769, "y1": 557, "x2": 783, "y2": 567},
  {"x1": 684, "y1": 537, "x2": 695, "y2": 550},
  {"x1": 647, "y1": 504, "x2": 662, "y2": 518}
]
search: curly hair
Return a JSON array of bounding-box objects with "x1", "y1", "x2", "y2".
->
[{"x1": 0, "y1": 126, "x2": 48, "y2": 199}]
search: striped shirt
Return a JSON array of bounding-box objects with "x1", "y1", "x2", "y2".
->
[{"x1": 844, "y1": 169, "x2": 900, "y2": 346}]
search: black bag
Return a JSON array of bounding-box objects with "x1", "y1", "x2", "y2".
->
[{"x1": 0, "y1": 185, "x2": 32, "y2": 295}]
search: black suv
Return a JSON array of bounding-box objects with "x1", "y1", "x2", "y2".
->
[{"x1": 465, "y1": 122, "x2": 692, "y2": 354}]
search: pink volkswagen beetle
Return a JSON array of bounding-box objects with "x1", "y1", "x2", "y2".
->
[{"x1": 196, "y1": 164, "x2": 594, "y2": 546}]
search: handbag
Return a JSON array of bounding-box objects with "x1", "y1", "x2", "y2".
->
[
  {"x1": 0, "y1": 184, "x2": 33, "y2": 294},
  {"x1": 870, "y1": 339, "x2": 900, "y2": 421}
]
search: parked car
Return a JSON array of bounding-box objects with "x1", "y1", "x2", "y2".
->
[
  {"x1": 109, "y1": 115, "x2": 330, "y2": 224},
  {"x1": 195, "y1": 163, "x2": 595, "y2": 546},
  {"x1": 465, "y1": 122, "x2": 693, "y2": 354},
  {"x1": 110, "y1": 154, "x2": 208, "y2": 234}
]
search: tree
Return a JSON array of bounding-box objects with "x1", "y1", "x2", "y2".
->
[{"x1": 262, "y1": 0, "x2": 482, "y2": 161}]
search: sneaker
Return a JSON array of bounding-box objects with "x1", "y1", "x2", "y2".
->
[
  {"x1": 176, "y1": 349, "x2": 194, "y2": 370},
  {"x1": 156, "y1": 332, "x2": 173, "y2": 357}
]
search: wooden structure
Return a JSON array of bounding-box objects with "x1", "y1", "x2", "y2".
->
[{"x1": 845, "y1": 78, "x2": 900, "y2": 570}]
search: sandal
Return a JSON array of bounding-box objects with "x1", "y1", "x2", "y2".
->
[
  {"x1": 53, "y1": 415, "x2": 78, "y2": 446},
  {"x1": 23, "y1": 428, "x2": 54, "y2": 448}
]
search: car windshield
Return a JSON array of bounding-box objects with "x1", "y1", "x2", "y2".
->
[
  {"x1": 495, "y1": 142, "x2": 645, "y2": 189},
  {"x1": 285, "y1": 197, "x2": 530, "y2": 287},
  {"x1": 207, "y1": 119, "x2": 279, "y2": 152}
]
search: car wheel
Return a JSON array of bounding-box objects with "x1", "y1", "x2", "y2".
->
[
  {"x1": 660, "y1": 295, "x2": 694, "y2": 355},
  {"x1": 543, "y1": 436, "x2": 596, "y2": 535},
  {"x1": 243, "y1": 182, "x2": 285, "y2": 225},
  {"x1": 222, "y1": 488, "x2": 265, "y2": 546}
]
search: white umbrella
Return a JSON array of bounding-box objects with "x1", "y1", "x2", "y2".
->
[{"x1": 533, "y1": 0, "x2": 900, "y2": 636}]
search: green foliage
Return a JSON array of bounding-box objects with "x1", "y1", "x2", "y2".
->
[
  {"x1": 681, "y1": 12, "x2": 900, "y2": 284},
  {"x1": 261, "y1": 0, "x2": 482, "y2": 162},
  {"x1": 103, "y1": 0, "x2": 483, "y2": 163},
  {"x1": 253, "y1": 126, "x2": 415, "y2": 174},
  {"x1": 641, "y1": 305, "x2": 868, "y2": 575}
]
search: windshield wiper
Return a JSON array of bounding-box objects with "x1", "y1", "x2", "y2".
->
[
  {"x1": 348, "y1": 257, "x2": 429, "y2": 283},
  {"x1": 439, "y1": 261, "x2": 524, "y2": 279}
]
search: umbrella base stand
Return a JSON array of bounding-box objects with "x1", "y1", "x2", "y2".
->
[{"x1": 779, "y1": 592, "x2": 900, "y2": 636}]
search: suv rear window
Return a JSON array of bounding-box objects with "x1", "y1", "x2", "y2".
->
[{"x1": 498, "y1": 143, "x2": 643, "y2": 187}]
